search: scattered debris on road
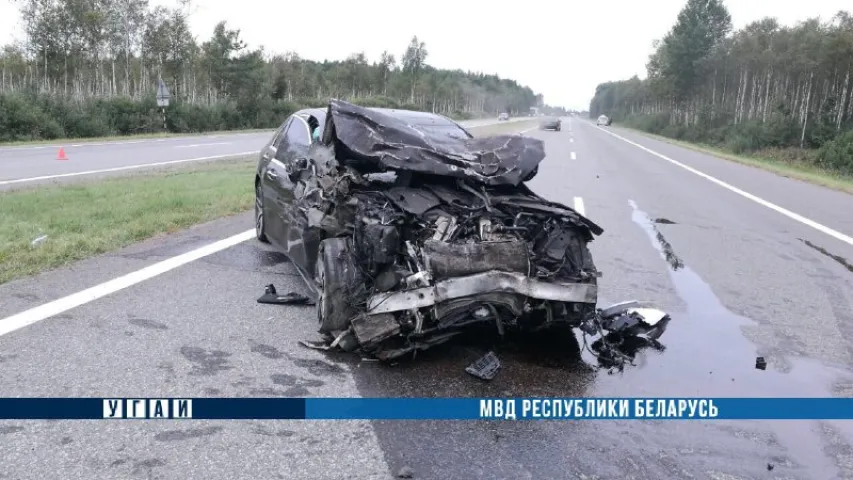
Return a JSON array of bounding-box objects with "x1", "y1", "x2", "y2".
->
[
  {"x1": 299, "y1": 340, "x2": 331, "y2": 351},
  {"x1": 465, "y1": 351, "x2": 502, "y2": 380},
  {"x1": 396, "y1": 466, "x2": 415, "y2": 478},
  {"x1": 256, "y1": 284, "x2": 315, "y2": 306},
  {"x1": 755, "y1": 356, "x2": 767, "y2": 370}
]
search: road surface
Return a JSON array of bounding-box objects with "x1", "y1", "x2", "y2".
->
[
  {"x1": 2, "y1": 117, "x2": 853, "y2": 479},
  {"x1": 0, "y1": 116, "x2": 532, "y2": 189}
]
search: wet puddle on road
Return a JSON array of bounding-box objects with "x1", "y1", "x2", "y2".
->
[
  {"x1": 344, "y1": 199, "x2": 853, "y2": 478},
  {"x1": 580, "y1": 199, "x2": 853, "y2": 477}
]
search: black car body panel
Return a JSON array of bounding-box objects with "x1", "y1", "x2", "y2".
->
[
  {"x1": 255, "y1": 100, "x2": 668, "y2": 362},
  {"x1": 322, "y1": 99, "x2": 546, "y2": 187}
]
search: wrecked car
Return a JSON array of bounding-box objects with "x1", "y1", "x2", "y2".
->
[{"x1": 255, "y1": 99, "x2": 670, "y2": 362}]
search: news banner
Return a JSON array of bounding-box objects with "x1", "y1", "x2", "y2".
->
[{"x1": 0, "y1": 398, "x2": 850, "y2": 420}]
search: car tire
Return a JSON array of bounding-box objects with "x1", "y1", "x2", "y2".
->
[
  {"x1": 315, "y1": 237, "x2": 363, "y2": 334},
  {"x1": 255, "y1": 178, "x2": 269, "y2": 243}
]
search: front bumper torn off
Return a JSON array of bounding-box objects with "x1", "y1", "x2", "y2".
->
[{"x1": 365, "y1": 270, "x2": 598, "y2": 314}]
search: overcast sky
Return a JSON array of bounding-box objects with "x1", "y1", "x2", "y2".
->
[{"x1": 1, "y1": 0, "x2": 851, "y2": 110}]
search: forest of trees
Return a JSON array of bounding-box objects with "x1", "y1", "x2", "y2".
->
[
  {"x1": 589, "y1": 0, "x2": 853, "y2": 174},
  {"x1": 0, "y1": 0, "x2": 543, "y2": 142}
]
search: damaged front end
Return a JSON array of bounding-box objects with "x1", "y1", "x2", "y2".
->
[{"x1": 292, "y1": 100, "x2": 670, "y2": 364}]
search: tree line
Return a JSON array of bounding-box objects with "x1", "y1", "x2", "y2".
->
[
  {"x1": 589, "y1": 0, "x2": 853, "y2": 174},
  {"x1": 0, "y1": 0, "x2": 543, "y2": 141}
]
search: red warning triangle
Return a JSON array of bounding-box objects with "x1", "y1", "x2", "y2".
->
[{"x1": 57, "y1": 147, "x2": 68, "y2": 160}]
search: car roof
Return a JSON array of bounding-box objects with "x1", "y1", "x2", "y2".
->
[
  {"x1": 295, "y1": 108, "x2": 327, "y2": 118},
  {"x1": 292, "y1": 106, "x2": 464, "y2": 129}
]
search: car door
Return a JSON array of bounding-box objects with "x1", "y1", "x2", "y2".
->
[
  {"x1": 259, "y1": 118, "x2": 292, "y2": 243},
  {"x1": 269, "y1": 115, "x2": 313, "y2": 271}
]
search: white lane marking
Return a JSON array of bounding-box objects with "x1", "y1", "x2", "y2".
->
[
  {"x1": 590, "y1": 124, "x2": 853, "y2": 247},
  {"x1": 0, "y1": 132, "x2": 270, "y2": 152},
  {"x1": 570, "y1": 152, "x2": 577, "y2": 160},
  {"x1": 573, "y1": 197, "x2": 586, "y2": 216},
  {"x1": 0, "y1": 151, "x2": 256, "y2": 186},
  {"x1": 176, "y1": 142, "x2": 231, "y2": 148},
  {"x1": 0, "y1": 229, "x2": 255, "y2": 337}
]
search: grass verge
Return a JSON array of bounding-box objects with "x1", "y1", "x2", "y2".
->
[
  {"x1": 0, "y1": 119, "x2": 537, "y2": 286},
  {"x1": 468, "y1": 119, "x2": 538, "y2": 136},
  {"x1": 616, "y1": 124, "x2": 853, "y2": 194},
  {"x1": 0, "y1": 129, "x2": 275, "y2": 147},
  {"x1": 0, "y1": 156, "x2": 256, "y2": 285}
]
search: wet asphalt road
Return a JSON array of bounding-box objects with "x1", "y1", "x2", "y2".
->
[
  {"x1": 2, "y1": 117, "x2": 853, "y2": 479},
  {"x1": 0, "y1": 117, "x2": 528, "y2": 189}
]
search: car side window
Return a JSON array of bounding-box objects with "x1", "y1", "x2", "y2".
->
[
  {"x1": 274, "y1": 116, "x2": 310, "y2": 162},
  {"x1": 285, "y1": 117, "x2": 311, "y2": 152},
  {"x1": 271, "y1": 119, "x2": 290, "y2": 149}
]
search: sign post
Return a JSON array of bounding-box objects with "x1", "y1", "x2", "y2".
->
[{"x1": 156, "y1": 79, "x2": 171, "y2": 131}]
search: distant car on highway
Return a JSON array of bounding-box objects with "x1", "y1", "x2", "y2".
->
[
  {"x1": 597, "y1": 115, "x2": 611, "y2": 126},
  {"x1": 539, "y1": 116, "x2": 561, "y2": 131},
  {"x1": 498, "y1": 112, "x2": 509, "y2": 121}
]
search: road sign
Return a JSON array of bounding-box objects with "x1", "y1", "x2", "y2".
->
[{"x1": 156, "y1": 79, "x2": 170, "y2": 108}]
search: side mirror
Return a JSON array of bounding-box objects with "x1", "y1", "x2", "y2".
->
[{"x1": 286, "y1": 157, "x2": 309, "y2": 177}]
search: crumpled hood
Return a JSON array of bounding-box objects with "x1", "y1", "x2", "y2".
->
[{"x1": 322, "y1": 99, "x2": 546, "y2": 186}]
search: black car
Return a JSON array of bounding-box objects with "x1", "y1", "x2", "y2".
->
[
  {"x1": 539, "y1": 116, "x2": 561, "y2": 131},
  {"x1": 254, "y1": 100, "x2": 670, "y2": 362},
  {"x1": 255, "y1": 104, "x2": 473, "y2": 277}
]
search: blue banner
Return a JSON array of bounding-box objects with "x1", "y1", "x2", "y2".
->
[{"x1": 0, "y1": 398, "x2": 851, "y2": 420}]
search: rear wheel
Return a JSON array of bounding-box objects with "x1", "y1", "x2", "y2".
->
[{"x1": 255, "y1": 179, "x2": 269, "y2": 243}]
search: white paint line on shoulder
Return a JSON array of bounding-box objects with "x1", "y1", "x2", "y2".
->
[
  {"x1": 573, "y1": 196, "x2": 586, "y2": 216},
  {"x1": 590, "y1": 124, "x2": 853, "y2": 247},
  {"x1": 570, "y1": 152, "x2": 577, "y2": 160},
  {"x1": 0, "y1": 151, "x2": 256, "y2": 186},
  {"x1": 0, "y1": 229, "x2": 256, "y2": 337},
  {"x1": 176, "y1": 142, "x2": 231, "y2": 148},
  {"x1": 0, "y1": 131, "x2": 270, "y2": 152}
]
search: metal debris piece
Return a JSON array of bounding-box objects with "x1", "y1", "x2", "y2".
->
[
  {"x1": 257, "y1": 284, "x2": 315, "y2": 306},
  {"x1": 755, "y1": 357, "x2": 767, "y2": 370},
  {"x1": 30, "y1": 235, "x2": 48, "y2": 246},
  {"x1": 396, "y1": 466, "x2": 414, "y2": 478},
  {"x1": 767, "y1": 463, "x2": 774, "y2": 471},
  {"x1": 299, "y1": 340, "x2": 332, "y2": 351},
  {"x1": 465, "y1": 351, "x2": 502, "y2": 381}
]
